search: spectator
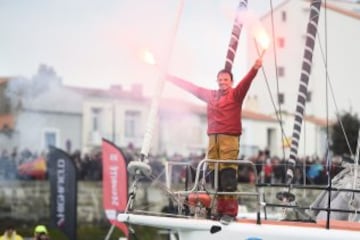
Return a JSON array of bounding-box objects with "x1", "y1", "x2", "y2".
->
[
  {"x1": 33, "y1": 225, "x2": 50, "y2": 240},
  {"x1": 272, "y1": 157, "x2": 285, "y2": 184},
  {"x1": 264, "y1": 159, "x2": 272, "y2": 184},
  {"x1": 255, "y1": 150, "x2": 265, "y2": 183},
  {"x1": 0, "y1": 225, "x2": 23, "y2": 240}
]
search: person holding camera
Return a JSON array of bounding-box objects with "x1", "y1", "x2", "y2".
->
[{"x1": 33, "y1": 225, "x2": 50, "y2": 240}]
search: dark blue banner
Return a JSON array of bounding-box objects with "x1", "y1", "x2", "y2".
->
[{"x1": 48, "y1": 146, "x2": 77, "y2": 240}]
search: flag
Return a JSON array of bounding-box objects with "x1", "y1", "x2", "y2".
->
[
  {"x1": 48, "y1": 146, "x2": 77, "y2": 240},
  {"x1": 17, "y1": 156, "x2": 47, "y2": 179},
  {"x1": 102, "y1": 139, "x2": 129, "y2": 237}
]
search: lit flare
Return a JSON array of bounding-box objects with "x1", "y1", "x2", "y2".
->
[
  {"x1": 254, "y1": 28, "x2": 270, "y2": 58},
  {"x1": 142, "y1": 49, "x2": 156, "y2": 65}
]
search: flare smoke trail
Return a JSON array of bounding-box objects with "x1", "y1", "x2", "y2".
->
[{"x1": 288, "y1": 0, "x2": 322, "y2": 180}]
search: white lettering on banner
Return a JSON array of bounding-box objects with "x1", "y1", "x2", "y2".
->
[
  {"x1": 109, "y1": 165, "x2": 119, "y2": 206},
  {"x1": 110, "y1": 153, "x2": 118, "y2": 161},
  {"x1": 105, "y1": 209, "x2": 117, "y2": 220},
  {"x1": 56, "y1": 158, "x2": 66, "y2": 226}
]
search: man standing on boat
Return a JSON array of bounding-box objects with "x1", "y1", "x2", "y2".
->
[{"x1": 167, "y1": 58, "x2": 262, "y2": 222}]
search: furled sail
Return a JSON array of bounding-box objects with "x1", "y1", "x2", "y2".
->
[
  {"x1": 287, "y1": 0, "x2": 322, "y2": 182},
  {"x1": 224, "y1": 0, "x2": 248, "y2": 71}
]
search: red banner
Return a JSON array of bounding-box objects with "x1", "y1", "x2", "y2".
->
[{"x1": 102, "y1": 139, "x2": 129, "y2": 237}]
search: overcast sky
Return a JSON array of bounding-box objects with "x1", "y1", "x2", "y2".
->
[{"x1": 0, "y1": 0, "x2": 284, "y2": 100}]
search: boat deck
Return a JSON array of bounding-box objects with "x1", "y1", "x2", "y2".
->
[{"x1": 237, "y1": 218, "x2": 360, "y2": 231}]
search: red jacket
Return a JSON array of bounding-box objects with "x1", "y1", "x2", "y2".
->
[{"x1": 168, "y1": 68, "x2": 258, "y2": 135}]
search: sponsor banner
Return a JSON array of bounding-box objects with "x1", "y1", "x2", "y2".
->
[
  {"x1": 102, "y1": 139, "x2": 129, "y2": 237},
  {"x1": 48, "y1": 146, "x2": 77, "y2": 240}
]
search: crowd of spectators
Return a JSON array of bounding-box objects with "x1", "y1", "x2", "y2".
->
[
  {"x1": 242, "y1": 150, "x2": 344, "y2": 185},
  {"x1": 0, "y1": 145, "x2": 344, "y2": 185},
  {"x1": 0, "y1": 147, "x2": 103, "y2": 181}
]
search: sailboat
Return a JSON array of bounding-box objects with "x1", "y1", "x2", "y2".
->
[{"x1": 105, "y1": 0, "x2": 360, "y2": 239}]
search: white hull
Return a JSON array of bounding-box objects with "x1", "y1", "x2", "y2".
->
[{"x1": 118, "y1": 213, "x2": 360, "y2": 240}]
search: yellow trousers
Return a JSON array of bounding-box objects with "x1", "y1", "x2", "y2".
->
[
  {"x1": 207, "y1": 134, "x2": 240, "y2": 170},
  {"x1": 207, "y1": 134, "x2": 239, "y2": 208}
]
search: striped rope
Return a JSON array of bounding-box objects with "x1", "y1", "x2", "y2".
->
[
  {"x1": 287, "y1": 0, "x2": 322, "y2": 181},
  {"x1": 224, "y1": 0, "x2": 248, "y2": 71}
]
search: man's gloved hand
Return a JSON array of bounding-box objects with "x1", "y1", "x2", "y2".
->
[{"x1": 253, "y1": 58, "x2": 262, "y2": 70}]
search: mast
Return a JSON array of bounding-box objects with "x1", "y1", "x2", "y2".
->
[
  {"x1": 287, "y1": 0, "x2": 322, "y2": 182},
  {"x1": 140, "y1": 1, "x2": 185, "y2": 160},
  {"x1": 224, "y1": 0, "x2": 248, "y2": 71}
]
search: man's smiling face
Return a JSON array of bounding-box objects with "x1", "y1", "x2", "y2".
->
[{"x1": 217, "y1": 71, "x2": 233, "y2": 92}]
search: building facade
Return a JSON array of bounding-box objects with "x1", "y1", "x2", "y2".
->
[
  {"x1": 248, "y1": 0, "x2": 360, "y2": 118},
  {"x1": 1, "y1": 67, "x2": 328, "y2": 159},
  {"x1": 0, "y1": 66, "x2": 84, "y2": 154},
  {"x1": 244, "y1": 0, "x2": 360, "y2": 158},
  {"x1": 82, "y1": 89, "x2": 280, "y2": 157}
]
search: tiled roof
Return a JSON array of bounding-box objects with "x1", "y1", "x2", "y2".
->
[
  {"x1": 0, "y1": 114, "x2": 15, "y2": 129},
  {"x1": 0, "y1": 77, "x2": 10, "y2": 85},
  {"x1": 242, "y1": 110, "x2": 277, "y2": 122},
  {"x1": 283, "y1": 112, "x2": 334, "y2": 126},
  {"x1": 159, "y1": 98, "x2": 205, "y2": 114},
  {"x1": 160, "y1": 98, "x2": 277, "y2": 122},
  {"x1": 304, "y1": 115, "x2": 335, "y2": 126},
  {"x1": 66, "y1": 85, "x2": 147, "y2": 101}
]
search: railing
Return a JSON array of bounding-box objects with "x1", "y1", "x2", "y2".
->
[
  {"x1": 127, "y1": 159, "x2": 360, "y2": 229},
  {"x1": 166, "y1": 159, "x2": 262, "y2": 224}
]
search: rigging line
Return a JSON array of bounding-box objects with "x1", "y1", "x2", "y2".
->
[
  {"x1": 303, "y1": 119, "x2": 307, "y2": 186},
  {"x1": 147, "y1": 173, "x2": 185, "y2": 205},
  {"x1": 143, "y1": 165, "x2": 216, "y2": 213},
  {"x1": 147, "y1": 170, "x2": 210, "y2": 209},
  {"x1": 269, "y1": 0, "x2": 286, "y2": 161},
  {"x1": 323, "y1": 0, "x2": 330, "y2": 156},
  {"x1": 145, "y1": 167, "x2": 220, "y2": 212},
  {"x1": 324, "y1": 0, "x2": 330, "y2": 155},
  {"x1": 315, "y1": 34, "x2": 354, "y2": 156},
  {"x1": 253, "y1": 40, "x2": 290, "y2": 152},
  {"x1": 323, "y1": 0, "x2": 333, "y2": 229},
  {"x1": 147, "y1": 167, "x2": 214, "y2": 207},
  {"x1": 148, "y1": 168, "x2": 185, "y2": 205}
]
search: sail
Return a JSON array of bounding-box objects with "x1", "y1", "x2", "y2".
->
[
  {"x1": 48, "y1": 146, "x2": 78, "y2": 240},
  {"x1": 287, "y1": 0, "x2": 322, "y2": 181},
  {"x1": 102, "y1": 139, "x2": 129, "y2": 237},
  {"x1": 310, "y1": 167, "x2": 360, "y2": 221},
  {"x1": 224, "y1": 0, "x2": 248, "y2": 71}
]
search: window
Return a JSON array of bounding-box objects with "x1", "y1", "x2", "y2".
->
[
  {"x1": 267, "y1": 128, "x2": 276, "y2": 151},
  {"x1": 281, "y1": 11, "x2": 287, "y2": 22},
  {"x1": 306, "y1": 91, "x2": 312, "y2": 102},
  {"x1": 125, "y1": 111, "x2": 141, "y2": 138},
  {"x1": 45, "y1": 132, "x2": 56, "y2": 147},
  {"x1": 91, "y1": 107, "x2": 102, "y2": 131},
  {"x1": 42, "y1": 128, "x2": 59, "y2": 149},
  {"x1": 277, "y1": 66, "x2": 285, "y2": 77},
  {"x1": 277, "y1": 37, "x2": 285, "y2": 48},
  {"x1": 278, "y1": 93, "x2": 285, "y2": 104}
]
